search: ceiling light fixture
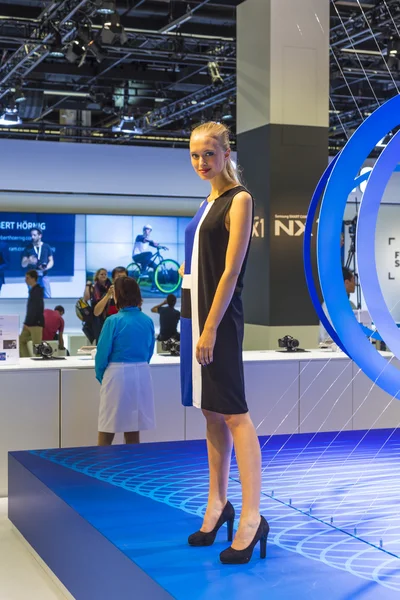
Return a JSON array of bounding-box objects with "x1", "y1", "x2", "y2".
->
[
  {"x1": 208, "y1": 61, "x2": 223, "y2": 85},
  {"x1": 0, "y1": 108, "x2": 22, "y2": 126},
  {"x1": 95, "y1": 0, "x2": 116, "y2": 15},
  {"x1": 112, "y1": 115, "x2": 143, "y2": 134},
  {"x1": 100, "y1": 14, "x2": 128, "y2": 45},
  {"x1": 65, "y1": 38, "x2": 87, "y2": 64}
]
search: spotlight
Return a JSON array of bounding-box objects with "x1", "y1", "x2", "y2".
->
[
  {"x1": 0, "y1": 108, "x2": 22, "y2": 126},
  {"x1": 49, "y1": 49, "x2": 65, "y2": 58},
  {"x1": 387, "y1": 36, "x2": 400, "y2": 69},
  {"x1": 208, "y1": 61, "x2": 223, "y2": 85},
  {"x1": 95, "y1": 0, "x2": 116, "y2": 15},
  {"x1": 101, "y1": 94, "x2": 116, "y2": 115},
  {"x1": 65, "y1": 38, "x2": 87, "y2": 64},
  {"x1": 222, "y1": 102, "x2": 233, "y2": 121},
  {"x1": 112, "y1": 115, "x2": 143, "y2": 134},
  {"x1": 48, "y1": 28, "x2": 65, "y2": 57},
  {"x1": 100, "y1": 14, "x2": 127, "y2": 45},
  {"x1": 87, "y1": 39, "x2": 104, "y2": 63},
  {"x1": 12, "y1": 85, "x2": 26, "y2": 104}
]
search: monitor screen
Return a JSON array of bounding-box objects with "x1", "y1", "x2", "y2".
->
[{"x1": 0, "y1": 212, "x2": 191, "y2": 299}]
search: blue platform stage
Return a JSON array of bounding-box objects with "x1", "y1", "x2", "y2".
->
[{"x1": 8, "y1": 431, "x2": 400, "y2": 600}]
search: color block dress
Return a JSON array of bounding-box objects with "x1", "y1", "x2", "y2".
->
[{"x1": 180, "y1": 185, "x2": 253, "y2": 415}]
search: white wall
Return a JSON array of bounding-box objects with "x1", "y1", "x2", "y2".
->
[{"x1": 0, "y1": 138, "x2": 209, "y2": 198}]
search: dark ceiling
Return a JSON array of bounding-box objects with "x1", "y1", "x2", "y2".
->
[
  {"x1": 0, "y1": 0, "x2": 398, "y2": 150},
  {"x1": 330, "y1": 0, "x2": 400, "y2": 153}
]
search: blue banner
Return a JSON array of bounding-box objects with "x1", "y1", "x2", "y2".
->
[{"x1": 0, "y1": 213, "x2": 75, "y2": 277}]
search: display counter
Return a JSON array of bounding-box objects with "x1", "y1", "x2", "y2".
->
[{"x1": 1, "y1": 349, "x2": 400, "y2": 495}]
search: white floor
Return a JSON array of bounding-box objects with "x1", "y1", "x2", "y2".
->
[{"x1": 0, "y1": 498, "x2": 71, "y2": 600}]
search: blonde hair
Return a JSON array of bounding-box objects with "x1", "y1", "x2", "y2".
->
[
  {"x1": 191, "y1": 121, "x2": 241, "y2": 183},
  {"x1": 94, "y1": 268, "x2": 108, "y2": 282}
]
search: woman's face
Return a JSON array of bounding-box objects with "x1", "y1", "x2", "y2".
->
[
  {"x1": 98, "y1": 270, "x2": 107, "y2": 283},
  {"x1": 113, "y1": 270, "x2": 127, "y2": 283},
  {"x1": 190, "y1": 134, "x2": 229, "y2": 180}
]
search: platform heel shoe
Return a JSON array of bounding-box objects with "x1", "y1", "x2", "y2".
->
[
  {"x1": 188, "y1": 501, "x2": 235, "y2": 547},
  {"x1": 219, "y1": 516, "x2": 269, "y2": 564}
]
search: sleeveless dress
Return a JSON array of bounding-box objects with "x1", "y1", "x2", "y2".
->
[{"x1": 180, "y1": 185, "x2": 253, "y2": 415}]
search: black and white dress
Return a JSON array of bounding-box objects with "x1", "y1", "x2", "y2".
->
[{"x1": 180, "y1": 185, "x2": 253, "y2": 415}]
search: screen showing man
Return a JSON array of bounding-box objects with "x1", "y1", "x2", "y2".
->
[
  {"x1": 21, "y1": 228, "x2": 54, "y2": 298},
  {"x1": 0, "y1": 241, "x2": 10, "y2": 295}
]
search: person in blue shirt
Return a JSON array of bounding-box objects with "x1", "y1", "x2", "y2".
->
[{"x1": 95, "y1": 276, "x2": 155, "y2": 446}]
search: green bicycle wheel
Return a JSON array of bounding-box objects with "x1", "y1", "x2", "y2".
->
[
  {"x1": 126, "y1": 262, "x2": 141, "y2": 282},
  {"x1": 154, "y1": 259, "x2": 182, "y2": 294}
]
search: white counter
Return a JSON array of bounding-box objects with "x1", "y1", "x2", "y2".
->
[
  {"x1": 0, "y1": 348, "x2": 358, "y2": 371},
  {"x1": 1, "y1": 349, "x2": 399, "y2": 496}
]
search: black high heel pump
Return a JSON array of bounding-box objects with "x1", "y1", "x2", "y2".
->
[
  {"x1": 219, "y1": 516, "x2": 269, "y2": 564},
  {"x1": 188, "y1": 501, "x2": 235, "y2": 547}
]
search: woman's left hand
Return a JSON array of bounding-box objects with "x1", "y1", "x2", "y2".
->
[{"x1": 196, "y1": 327, "x2": 216, "y2": 366}]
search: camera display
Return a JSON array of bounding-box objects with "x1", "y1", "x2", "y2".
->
[{"x1": 161, "y1": 338, "x2": 180, "y2": 356}]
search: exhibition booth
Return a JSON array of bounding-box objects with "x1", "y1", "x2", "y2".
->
[{"x1": 1, "y1": 131, "x2": 400, "y2": 596}]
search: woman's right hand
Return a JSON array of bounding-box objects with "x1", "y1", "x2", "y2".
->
[
  {"x1": 108, "y1": 285, "x2": 114, "y2": 298},
  {"x1": 179, "y1": 262, "x2": 185, "y2": 278}
]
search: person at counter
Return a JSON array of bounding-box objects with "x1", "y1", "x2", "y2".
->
[
  {"x1": 43, "y1": 305, "x2": 65, "y2": 350},
  {"x1": 319, "y1": 266, "x2": 356, "y2": 345},
  {"x1": 151, "y1": 294, "x2": 180, "y2": 341},
  {"x1": 93, "y1": 266, "x2": 128, "y2": 319},
  {"x1": 88, "y1": 268, "x2": 111, "y2": 343},
  {"x1": 95, "y1": 276, "x2": 155, "y2": 446},
  {"x1": 19, "y1": 270, "x2": 44, "y2": 357}
]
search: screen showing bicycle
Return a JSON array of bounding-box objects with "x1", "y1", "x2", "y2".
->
[
  {"x1": 0, "y1": 212, "x2": 190, "y2": 299},
  {"x1": 86, "y1": 214, "x2": 189, "y2": 298}
]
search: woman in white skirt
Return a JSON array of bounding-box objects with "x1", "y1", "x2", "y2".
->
[{"x1": 95, "y1": 276, "x2": 155, "y2": 445}]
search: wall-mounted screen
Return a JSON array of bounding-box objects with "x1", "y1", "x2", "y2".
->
[{"x1": 0, "y1": 212, "x2": 191, "y2": 299}]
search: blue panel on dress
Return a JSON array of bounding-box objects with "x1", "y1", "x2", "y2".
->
[
  {"x1": 180, "y1": 317, "x2": 193, "y2": 406},
  {"x1": 184, "y1": 203, "x2": 207, "y2": 274}
]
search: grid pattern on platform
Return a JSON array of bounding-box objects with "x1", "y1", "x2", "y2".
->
[
  {"x1": 32, "y1": 432, "x2": 400, "y2": 592},
  {"x1": 253, "y1": 431, "x2": 400, "y2": 558}
]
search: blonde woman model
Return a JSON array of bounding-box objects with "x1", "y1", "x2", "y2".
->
[{"x1": 180, "y1": 122, "x2": 269, "y2": 564}]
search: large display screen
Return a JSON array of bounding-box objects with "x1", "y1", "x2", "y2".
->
[{"x1": 0, "y1": 212, "x2": 190, "y2": 299}]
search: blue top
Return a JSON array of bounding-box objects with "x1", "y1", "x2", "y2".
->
[{"x1": 95, "y1": 307, "x2": 155, "y2": 384}]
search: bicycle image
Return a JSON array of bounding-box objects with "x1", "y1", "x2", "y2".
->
[{"x1": 126, "y1": 247, "x2": 182, "y2": 295}]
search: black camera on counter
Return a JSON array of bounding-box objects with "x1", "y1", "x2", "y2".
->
[
  {"x1": 278, "y1": 335, "x2": 300, "y2": 352},
  {"x1": 161, "y1": 338, "x2": 180, "y2": 356},
  {"x1": 32, "y1": 341, "x2": 65, "y2": 360}
]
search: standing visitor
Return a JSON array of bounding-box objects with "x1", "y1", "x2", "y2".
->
[
  {"x1": 95, "y1": 276, "x2": 155, "y2": 446},
  {"x1": 19, "y1": 270, "x2": 44, "y2": 357}
]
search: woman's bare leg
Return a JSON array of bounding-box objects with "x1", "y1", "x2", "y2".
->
[
  {"x1": 200, "y1": 409, "x2": 233, "y2": 531},
  {"x1": 124, "y1": 431, "x2": 140, "y2": 444},
  {"x1": 98, "y1": 432, "x2": 115, "y2": 446},
  {"x1": 224, "y1": 412, "x2": 261, "y2": 549}
]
